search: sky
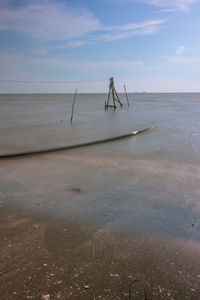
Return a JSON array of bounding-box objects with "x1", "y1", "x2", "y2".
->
[{"x1": 1, "y1": 0, "x2": 200, "y2": 92}]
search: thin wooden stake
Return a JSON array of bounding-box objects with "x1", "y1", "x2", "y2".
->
[
  {"x1": 114, "y1": 86, "x2": 123, "y2": 107},
  {"x1": 70, "y1": 88, "x2": 77, "y2": 122},
  {"x1": 107, "y1": 86, "x2": 111, "y2": 107},
  {"x1": 105, "y1": 77, "x2": 122, "y2": 109},
  {"x1": 124, "y1": 84, "x2": 130, "y2": 106},
  {"x1": 111, "y1": 86, "x2": 117, "y2": 108}
]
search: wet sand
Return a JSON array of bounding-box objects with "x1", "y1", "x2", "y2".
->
[
  {"x1": 1, "y1": 153, "x2": 200, "y2": 299},
  {"x1": 1, "y1": 206, "x2": 200, "y2": 299}
]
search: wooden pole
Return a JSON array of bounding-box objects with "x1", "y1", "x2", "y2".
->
[
  {"x1": 106, "y1": 86, "x2": 111, "y2": 106},
  {"x1": 112, "y1": 86, "x2": 117, "y2": 108},
  {"x1": 70, "y1": 88, "x2": 77, "y2": 122},
  {"x1": 124, "y1": 84, "x2": 130, "y2": 106},
  {"x1": 113, "y1": 87, "x2": 123, "y2": 107},
  {"x1": 105, "y1": 77, "x2": 122, "y2": 109}
]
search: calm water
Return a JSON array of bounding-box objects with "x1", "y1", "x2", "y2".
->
[
  {"x1": 0, "y1": 93, "x2": 200, "y2": 162},
  {"x1": 0, "y1": 93, "x2": 200, "y2": 240}
]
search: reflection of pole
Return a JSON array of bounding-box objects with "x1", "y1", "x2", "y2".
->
[
  {"x1": 70, "y1": 88, "x2": 77, "y2": 122},
  {"x1": 124, "y1": 84, "x2": 130, "y2": 106}
]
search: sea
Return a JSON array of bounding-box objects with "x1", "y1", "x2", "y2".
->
[{"x1": 1, "y1": 93, "x2": 200, "y2": 241}]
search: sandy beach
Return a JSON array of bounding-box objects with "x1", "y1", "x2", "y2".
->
[
  {"x1": 1, "y1": 0, "x2": 200, "y2": 296},
  {"x1": 1, "y1": 205, "x2": 200, "y2": 299},
  {"x1": 1, "y1": 151, "x2": 200, "y2": 299}
]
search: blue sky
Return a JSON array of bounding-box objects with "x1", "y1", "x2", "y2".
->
[{"x1": 0, "y1": 0, "x2": 200, "y2": 92}]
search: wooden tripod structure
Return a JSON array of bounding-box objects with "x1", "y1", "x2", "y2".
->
[{"x1": 105, "y1": 77, "x2": 123, "y2": 110}]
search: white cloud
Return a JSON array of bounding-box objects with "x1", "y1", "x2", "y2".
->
[
  {"x1": 176, "y1": 45, "x2": 186, "y2": 56},
  {"x1": 0, "y1": 1, "x2": 101, "y2": 41},
  {"x1": 126, "y1": 0, "x2": 199, "y2": 11},
  {"x1": 103, "y1": 19, "x2": 165, "y2": 31},
  {"x1": 156, "y1": 8, "x2": 177, "y2": 12},
  {"x1": 0, "y1": 0, "x2": 166, "y2": 45},
  {"x1": 100, "y1": 19, "x2": 165, "y2": 41}
]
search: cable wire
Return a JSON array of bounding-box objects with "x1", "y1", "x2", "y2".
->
[
  {"x1": 0, "y1": 126, "x2": 155, "y2": 159},
  {"x1": 0, "y1": 79, "x2": 108, "y2": 83}
]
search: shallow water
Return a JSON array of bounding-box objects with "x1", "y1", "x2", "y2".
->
[
  {"x1": 1, "y1": 93, "x2": 200, "y2": 243},
  {"x1": 1, "y1": 93, "x2": 200, "y2": 162}
]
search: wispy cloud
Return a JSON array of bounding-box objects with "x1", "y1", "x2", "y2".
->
[
  {"x1": 121, "y1": 0, "x2": 199, "y2": 11},
  {"x1": 176, "y1": 45, "x2": 186, "y2": 56},
  {"x1": 0, "y1": 0, "x2": 166, "y2": 46},
  {"x1": 163, "y1": 45, "x2": 195, "y2": 63},
  {"x1": 0, "y1": 53, "x2": 143, "y2": 76},
  {"x1": 156, "y1": 8, "x2": 177, "y2": 12},
  {"x1": 165, "y1": 56, "x2": 200, "y2": 63},
  {"x1": 32, "y1": 49, "x2": 48, "y2": 55},
  {"x1": 99, "y1": 19, "x2": 165, "y2": 41},
  {"x1": 0, "y1": 0, "x2": 101, "y2": 41},
  {"x1": 63, "y1": 41, "x2": 85, "y2": 49}
]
